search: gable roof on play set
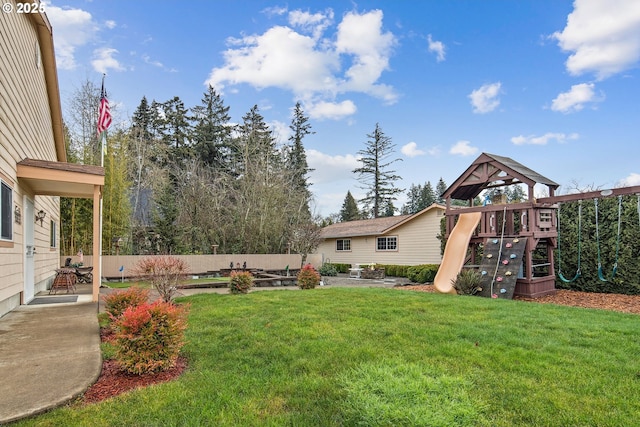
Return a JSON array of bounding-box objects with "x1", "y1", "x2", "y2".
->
[
  {"x1": 442, "y1": 152, "x2": 559, "y2": 203},
  {"x1": 320, "y1": 203, "x2": 445, "y2": 239}
]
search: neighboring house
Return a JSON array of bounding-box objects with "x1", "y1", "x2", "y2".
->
[
  {"x1": 316, "y1": 204, "x2": 445, "y2": 266},
  {"x1": 0, "y1": 7, "x2": 104, "y2": 317}
]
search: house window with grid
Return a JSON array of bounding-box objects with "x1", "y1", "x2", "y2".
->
[
  {"x1": 376, "y1": 236, "x2": 397, "y2": 251},
  {"x1": 0, "y1": 180, "x2": 13, "y2": 241},
  {"x1": 336, "y1": 239, "x2": 351, "y2": 251}
]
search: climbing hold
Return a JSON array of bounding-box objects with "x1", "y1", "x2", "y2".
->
[
  {"x1": 481, "y1": 270, "x2": 487, "y2": 275},
  {"x1": 502, "y1": 259, "x2": 509, "y2": 265},
  {"x1": 500, "y1": 288, "x2": 507, "y2": 294},
  {"x1": 505, "y1": 271, "x2": 512, "y2": 276},
  {"x1": 505, "y1": 243, "x2": 512, "y2": 248},
  {"x1": 486, "y1": 254, "x2": 493, "y2": 258},
  {"x1": 510, "y1": 254, "x2": 517, "y2": 259},
  {"x1": 492, "y1": 239, "x2": 499, "y2": 244},
  {"x1": 492, "y1": 294, "x2": 498, "y2": 299},
  {"x1": 496, "y1": 276, "x2": 503, "y2": 282},
  {"x1": 513, "y1": 238, "x2": 519, "y2": 243}
]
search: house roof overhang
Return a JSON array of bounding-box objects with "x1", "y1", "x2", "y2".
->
[{"x1": 17, "y1": 158, "x2": 104, "y2": 198}]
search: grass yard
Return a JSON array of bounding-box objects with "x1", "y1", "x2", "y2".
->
[{"x1": 19, "y1": 288, "x2": 640, "y2": 426}]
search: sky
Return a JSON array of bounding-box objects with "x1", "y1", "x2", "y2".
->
[{"x1": 43, "y1": 0, "x2": 640, "y2": 217}]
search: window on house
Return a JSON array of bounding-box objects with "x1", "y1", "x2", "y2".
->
[
  {"x1": 0, "y1": 180, "x2": 12, "y2": 241},
  {"x1": 50, "y1": 220, "x2": 57, "y2": 248},
  {"x1": 377, "y1": 236, "x2": 397, "y2": 251},
  {"x1": 336, "y1": 239, "x2": 351, "y2": 251}
]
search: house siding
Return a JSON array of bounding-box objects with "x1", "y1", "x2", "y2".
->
[
  {"x1": 316, "y1": 208, "x2": 445, "y2": 267},
  {"x1": 0, "y1": 10, "x2": 60, "y2": 316}
]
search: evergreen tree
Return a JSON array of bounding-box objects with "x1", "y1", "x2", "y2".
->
[
  {"x1": 191, "y1": 86, "x2": 233, "y2": 170},
  {"x1": 420, "y1": 181, "x2": 436, "y2": 208},
  {"x1": 157, "y1": 96, "x2": 192, "y2": 161},
  {"x1": 102, "y1": 129, "x2": 132, "y2": 254},
  {"x1": 353, "y1": 123, "x2": 404, "y2": 218},
  {"x1": 287, "y1": 102, "x2": 314, "y2": 205},
  {"x1": 339, "y1": 191, "x2": 361, "y2": 222},
  {"x1": 403, "y1": 183, "x2": 423, "y2": 214},
  {"x1": 436, "y1": 177, "x2": 448, "y2": 204},
  {"x1": 383, "y1": 200, "x2": 396, "y2": 217}
]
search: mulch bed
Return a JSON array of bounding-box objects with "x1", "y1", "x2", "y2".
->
[
  {"x1": 399, "y1": 285, "x2": 640, "y2": 315},
  {"x1": 84, "y1": 286, "x2": 638, "y2": 404}
]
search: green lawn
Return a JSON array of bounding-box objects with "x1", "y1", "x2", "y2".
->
[{"x1": 20, "y1": 288, "x2": 640, "y2": 426}]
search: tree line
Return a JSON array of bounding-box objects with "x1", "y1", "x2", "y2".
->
[{"x1": 61, "y1": 82, "x2": 316, "y2": 256}]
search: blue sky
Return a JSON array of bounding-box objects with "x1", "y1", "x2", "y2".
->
[{"x1": 45, "y1": 0, "x2": 640, "y2": 216}]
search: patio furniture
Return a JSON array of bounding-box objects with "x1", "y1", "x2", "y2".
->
[{"x1": 50, "y1": 268, "x2": 77, "y2": 294}]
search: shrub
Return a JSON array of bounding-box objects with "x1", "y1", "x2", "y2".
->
[
  {"x1": 133, "y1": 256, "x2": 190, "y2": 302},
  {"x1": 229, "y1": 270, "x2": 253, "y2": 294},
  {"x1": 379, "y1": 264, "x2": 410, "y2": 278},
  {"x1": 297, "y1": 264, "x2": 321, "y2": 289},
  {"x1": 318, "y1": 263, "x2": 338, "y2": 276},
  {"x1": 112, "y1": 301, "x2": 189, "y2": 374},
  {"x1": 407, "y1": 264, "x2": 440, "y2": 283},
  {"x1": 102, "y1": 287, "x2": 150, "y2": 322},
  {"x1": 452, "y1": 269, "x2": 483, "y2": 295}
]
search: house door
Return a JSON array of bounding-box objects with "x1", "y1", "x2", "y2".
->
[{"x1": 23, "y1": 196, "x2": 35, "y2": 303}]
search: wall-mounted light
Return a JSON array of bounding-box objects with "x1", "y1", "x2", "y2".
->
[{"x1": 35, "y1": 209, "x2": 46, "y2": 226}]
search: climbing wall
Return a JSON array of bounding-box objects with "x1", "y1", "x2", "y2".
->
[{"x1": 477, "y1": 237, "x2": 527, "y2": 299}]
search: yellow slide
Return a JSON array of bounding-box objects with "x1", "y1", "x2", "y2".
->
[{"x1": 434, "y1": 212, "x2": 482, "y2": 294}]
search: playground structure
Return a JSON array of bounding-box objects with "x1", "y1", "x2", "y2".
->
[{"x1": 436, "y1": 153, "x2": 640, "y2": 299}]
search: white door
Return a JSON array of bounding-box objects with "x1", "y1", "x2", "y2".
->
[{"x1": 23, "y1": 197, "x2": 35, "y2": 303}]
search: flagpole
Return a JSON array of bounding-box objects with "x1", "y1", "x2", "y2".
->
[{"x1": 97, "y1": 73, "x2": 109, "y2": 294}]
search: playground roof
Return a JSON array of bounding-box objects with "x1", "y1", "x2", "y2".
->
[{"x1": 442, "y1": 153, "x2": 559, "y2": 201}]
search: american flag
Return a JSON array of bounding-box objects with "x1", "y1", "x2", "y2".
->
[{"x1": 97, "y1": 79, "x2": 112, "y2": 135}]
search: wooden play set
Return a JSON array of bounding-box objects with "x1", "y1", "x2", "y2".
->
[{"x1": 440, "y1": 153, "x2": 640, "y2": 299}]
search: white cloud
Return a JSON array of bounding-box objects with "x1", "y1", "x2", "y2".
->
[
  {"x1": 551, "y1": 83, "x2": 601, "y2": 113},
  {"x1": 401, "y1": 142, "x2": 426, "y2": 157},
  {"x1": 336, "y1": 10, "x2": 398, "y2": 103},
  {"x1": 269, "y1": 120, "x2": 290, "y2": 143},
  {"x1": 45, "y1": 3, "x2": 97, "y2": 69},
  {"x1": 450, "y1": 140, "x2": 478, "y2": 156},
  {"x1": 552, "y1": 0, "x2": 640, "y2": 79},
  {"x1": 288, "y1": 9, "x2": 334, "y2": 40},
  {"x1": 206, "y1": 9, "x2": 397, "y2": 120},
  {"x1": 91, "y1": 47, "x2": 125, "y2": 74},
  {"x1": 104, "y1": 20, "x2": 117, "y2": 29},
  {"x1": 306, "y1": 100, "x2": 357, "y2": 120},
  {"x1": 207, "y1": 26, "x2": 340, "y2": 95},
  {"x1": 511, "y1": 132, "x2": 579, "y2": 145},
  {"x1": 469, "y1": 82, "x2": 501, "y2": 114},
  {"x1": 427, "y1": 34, "x2": 446, "y2": 62},
  {"x1": 619, "y1": 172, "x2": 640, "y2": 186},
  {"x1": 307, "y1": 149, "x2": 360, "y2": 184}
]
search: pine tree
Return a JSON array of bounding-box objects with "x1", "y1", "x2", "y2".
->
[
  {"x1": 353, "y1": 123, "x2": 404, "y2": 218},
  {"x1": 339, "y1": 191, "x2": 361, "y2": 222},
  {"x1": 436, "y1": 178, "x2": 448, "y2": 204},
  {"x1": 287, "y1": 102, "x2": 314, "y2": 204},
  {"x1": 191, "y1": 86, "x2": 233, "y2": 170},
  {"x1": 403, "y1": 183, "x2": 423, "y2": 214},
  {"x1": 420, "y1": 181, "x2": 436, "y2": 208}
]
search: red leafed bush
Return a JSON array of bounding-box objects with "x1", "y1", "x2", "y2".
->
[
  {"x1": 229, "y1": 270, "x2": 253, "y2": 294},
  {"x1": 133, "y1": 256, "x2": 190, "y2": 302},
  {"x1": 297, "y1": 264, "x2": 321, "y2": 289},
  {"x1": 103, "y1": 287, "x2": 150, "y2": 322},
  {"x1": 113, "y1": 301, "x2": 189, "y2": 374}
]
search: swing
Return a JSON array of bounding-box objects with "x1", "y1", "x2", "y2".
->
[
  {"x1": 557, "y1": 200, "x2": 582, "y2": 283},
  {"x1": 594, "y1": 196, "x2": 622, "y2": 282}
]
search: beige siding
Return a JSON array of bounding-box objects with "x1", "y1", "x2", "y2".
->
[
  {"x1": 0, "y1": 10, "x2": 60, "y2": 316},
  {"x1": 316, "y1": 209, "x2": 445, "y2": 266}
]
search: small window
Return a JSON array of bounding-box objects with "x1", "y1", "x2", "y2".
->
[
  {"x1": 377, "y1": 236, "x2": 397, "y2": 251},
  {"x1": 50, "y1": 220, "x2": 57, "y2": 248},
  {"x1": 336, "y1": 239, "x2": 351, "y2": 251},
  {"x1": 0, "y1": 180, "x2": 13, "y2": 241}
]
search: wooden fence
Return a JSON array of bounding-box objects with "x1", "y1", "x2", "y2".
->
[{"x1": 61, "y1": 254, "x2": 323, "y2": 279}]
